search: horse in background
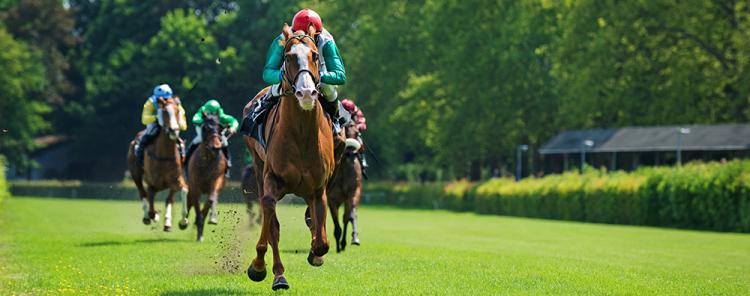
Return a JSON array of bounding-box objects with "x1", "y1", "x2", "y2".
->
[
  {"x1": 186, "y1": 113, "x2": 228, "y2": 241},
  {"x1": 126, "y1": 97, "x2": 189, "y2": 232},
  {"x1": 242, "y1": 24, "x2": 336, "y2": 290},
  {"x1": 327, "y1": 123, "x2": 364, "y2": 252}
]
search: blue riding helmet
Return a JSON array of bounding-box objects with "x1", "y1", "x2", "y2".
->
[{"x1": 153, "y1": 84, "x2": 173, "y2": 99}]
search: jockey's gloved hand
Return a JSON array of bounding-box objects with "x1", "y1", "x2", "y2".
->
[{"x1": 228, "y1": 127, "x2": 237, "y2": 135}]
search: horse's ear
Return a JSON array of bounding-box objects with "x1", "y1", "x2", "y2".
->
[
  {"x1": 282, "y1": 23, "x2": 292, "y2": 40},
  {"x1": 173, "y1": 96, "x2": 181, "y2": 104},
  {"x1": 307, "y1": 24, "x2": 317, "y2": 37}
]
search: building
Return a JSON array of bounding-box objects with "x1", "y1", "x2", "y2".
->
[{"x1": 538, "y1": 123, "x2": 750, "y2": 173}]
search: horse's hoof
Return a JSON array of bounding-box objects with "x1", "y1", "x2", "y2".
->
[
  {"x1": 153, "y1": 213, "x2": 160, "y2": 222},
  {"x1": 272, "y1": 275, "x2": 289, "y2": 290},
  {"x1": 197, "y1": 235, "x2": 203, "y2": 242},
  {"x1": 247, "y1": 266, "x2": 267, "y2": 282},
  {"x1": 208, "y1": 219, "x2": 218, "y2": 225},
  {"x1": 352, "y1": 238, "x2": 360, "y2": 246},
  {"x1": 163, "y1": 225, "x2": 172, "y2": 232},
  {"x1": 307, "y1": 251, "x2": 324, "y2": 267},
  {"x1": 142, "y1": 218, "x2": 151, "y2": 225},
  {"x1": 178, "y1": 219, "x2": 189, "y2": 230}
]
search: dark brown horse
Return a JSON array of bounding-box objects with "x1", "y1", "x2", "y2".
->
[
  {"x1": 127, "y1": 97, "x2": 189, "y2": 232},
  {"x1": 327, "y1": 123, "x2": 363, "y2": 253},
  {"x1": 242, "y1": 24, "x2": 336, "y2": 290},
  {"x1": 186, "y1": 113, "x2": 228, "y2": 241}
]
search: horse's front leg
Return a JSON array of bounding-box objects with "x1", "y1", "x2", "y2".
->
[
  {"x1": 307, "y1": 188, "x2": 329, "y2": 267},
  {"x1": 178, "y1": 186, "x2": 190, "y2": 230},
  {"x1": 208, "y1": 182, "x2": 221, "y2": 225},
  {"x1": 248, "y1": 173, "x2": 288, "y2": 290},
  {"x1": 147, "y1": 185, "x2": 159, "y2": 223},
  {"x1": 163, "y1": 189, "x2": 175, "y2": 232}
]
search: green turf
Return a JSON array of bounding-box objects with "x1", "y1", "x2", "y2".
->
[{"x1": 1, "y1": 197, "x2": 749, "y2": 295}]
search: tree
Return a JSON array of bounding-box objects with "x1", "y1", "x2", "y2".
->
[{"x1": 0, "y1": 25, "x2": 48, "y2": 173}]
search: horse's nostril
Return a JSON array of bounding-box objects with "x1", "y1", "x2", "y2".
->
[
  {"x1": 296, "y1": 90, "x2": 303, "y2": 97},
  {"x1": 311, "y1": 90, "x2": 318, "y2": 96}
]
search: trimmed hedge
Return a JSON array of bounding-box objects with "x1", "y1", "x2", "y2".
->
[{"x1": 363, "y1": 161, "x2": 750, "y2": 233}]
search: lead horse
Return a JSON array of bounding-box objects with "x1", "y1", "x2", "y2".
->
[
  {"x1": 242, "y1": 24, "x2": 336, "y2": 290},
  {"x1": 127, "y1": 97, "x2": 189, "y2": 232}
]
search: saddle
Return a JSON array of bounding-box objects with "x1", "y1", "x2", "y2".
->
[{"x1": 240, "y1": 97, "x2": 348, "y2": 150}]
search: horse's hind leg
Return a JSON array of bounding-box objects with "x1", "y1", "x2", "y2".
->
[
  {"x1": 328, "y1": 202, "x2": 342, "y2": 253},
  {"x1": 163, "y1": 189, "x2": 175, "y2": 232}
]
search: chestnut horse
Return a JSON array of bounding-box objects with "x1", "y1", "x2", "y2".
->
[
  {"x1": 327, "y1": 123, "x2": 363, "y2": 253},
  {"x1": 186, "y1": 113, "x2": 228, "y2": 241},
  {"x1": 127, "y1": 97, "x2": 189, "y2": 232},
  {"x1": 242, "y1": 24, "x2": 335, "y2": 290}
]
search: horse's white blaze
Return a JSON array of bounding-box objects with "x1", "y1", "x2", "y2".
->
[
  {"x1": 142, "y1": 198, "x2": 149, "y2": 219},
  {"x1": 290, "y1": 43, "x2": 317, "y2": 110},
  {"x1": 165, "y1": 104, "x2": 179, "y2": 130},
  {"x1": 165, "y1": 203, "x2": 172, "y2": 227}
]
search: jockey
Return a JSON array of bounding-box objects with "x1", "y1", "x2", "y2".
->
[
  {"x1": 341, "y1": 99, "x2": 369, "y2": 178},
  {"x1": 135, "y1": 84, "x2": 187, "y2": 165},
  {"x1": 186, "y1": 99, "x2": 238, "y2": 177},
  {"x1": 249, "y1": 8, "x2": 347, "y2": 132}
]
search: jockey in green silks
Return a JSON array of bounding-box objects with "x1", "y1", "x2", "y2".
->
[
  {"x1": 186, "y1": 99, "x2": 239, "y2": 177},
  {"x1": 246, "y1": 8, "x2": 347, "y2": 134}
]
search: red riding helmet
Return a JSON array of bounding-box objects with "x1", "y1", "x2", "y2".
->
[{"x1": 292, "y1": 9, "x2": 323, "y2": 32}]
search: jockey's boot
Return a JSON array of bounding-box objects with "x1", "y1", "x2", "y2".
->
[
  {"x1": 135, "y1": 135, "x2": 154, "y2": 166},
  {"x1": 250, "y1": 87, "x2": 280, "y2": 126},
  {"x1": 321, "y1": 99, "x2": 345, "y2": 133}
]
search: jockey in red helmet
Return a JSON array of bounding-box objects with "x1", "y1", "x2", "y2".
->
[
  {"x1": 341, "y1": 99, "x2": 369, "y2": 178},
  {"x1": 248, "y1": 9, "x2": 347, "y2": 133}
]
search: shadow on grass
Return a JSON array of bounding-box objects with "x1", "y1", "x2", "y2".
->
[
  {"x1": 79, "y1": 238, "x2": 187, "y2": 247},
  {"x1": 160, "y1": 288, "x2": 264, "y2": 296}
]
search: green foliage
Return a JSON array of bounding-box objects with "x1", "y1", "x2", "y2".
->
[
  {"x1": 0, "y1": 25, "x2": 49, "y2": 173},
  {"x1": 4, "y1": 0, "x2": 750, "y2": 180},
  {"x1": 366, "y1": 160, "x2": 750, "y2": 232}
]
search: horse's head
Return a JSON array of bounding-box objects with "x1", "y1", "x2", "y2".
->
[
  {"x1": 157, "y1": 97, "x2": 182, "y2": 140},
  {"x1": 201, "y1": 112, "x2": 223, "y2": 150},
  {"x1": 280, "y1": 23, "x2": 321, "y2": 111}
]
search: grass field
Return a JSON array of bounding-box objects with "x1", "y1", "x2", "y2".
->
[{"x1": 1, "y1": 197, "x2": 749, "y2": 295}]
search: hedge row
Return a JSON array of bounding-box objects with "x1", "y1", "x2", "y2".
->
[{"x1": 363, "y1": 161, "x2": 750, "y2": 233}]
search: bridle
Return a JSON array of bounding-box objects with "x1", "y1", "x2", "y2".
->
[{"x1": 281, "y1": 34, "x2": 321, "y2": 96}]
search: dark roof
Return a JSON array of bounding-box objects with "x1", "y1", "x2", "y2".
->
[{"x1": 539, "y1": 123, "x2": 750, "y2": 154}]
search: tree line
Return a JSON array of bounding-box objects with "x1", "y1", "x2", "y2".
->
[{"x1": 1, "y1": 0, "x2": 749, "y2": 181}]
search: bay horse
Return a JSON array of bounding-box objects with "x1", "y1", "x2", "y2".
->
[
  {"x1": 186, "y1": 113, "x2": 228, "y2": 241},
  {"x1": 126, "y1": 97, "x2": 189, "y2": 232},
  {"x1": 242, "y1": 24, "x2": 335, "y2": 290},
  {"x1": 327, "y1": 123, "x2": 363, "y2": 253}
]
